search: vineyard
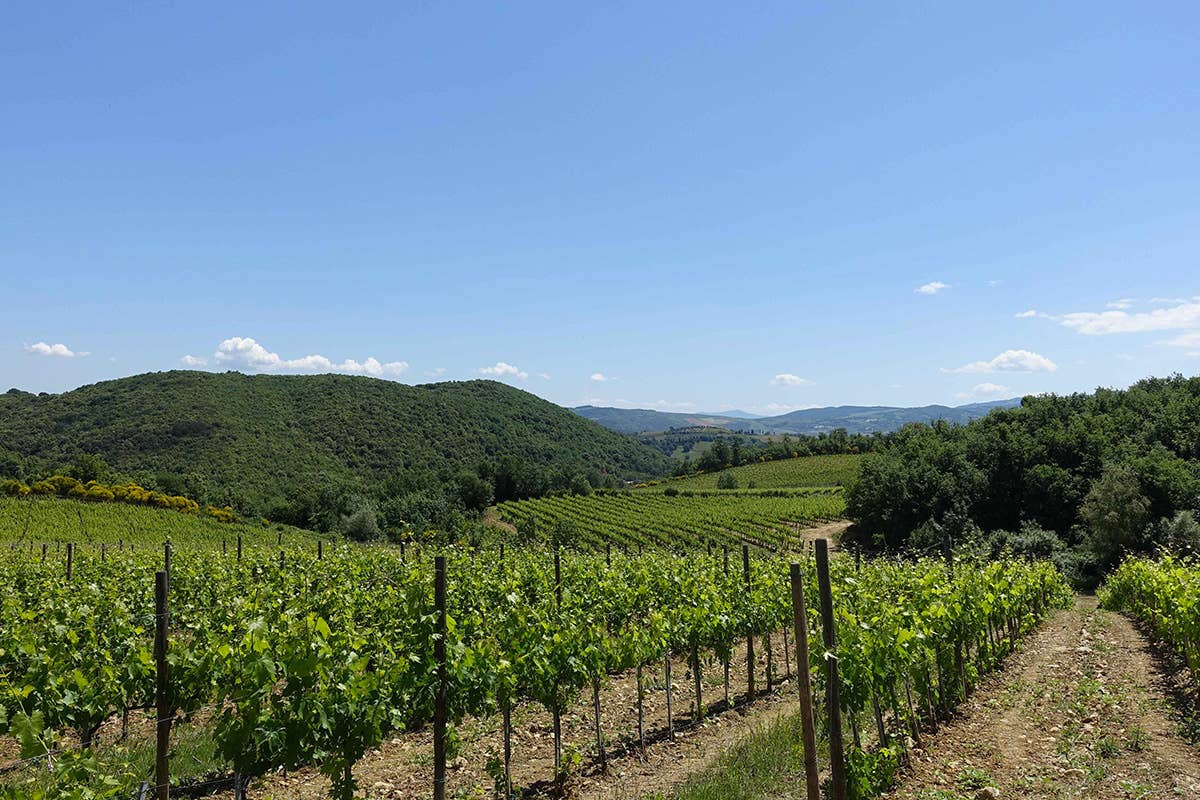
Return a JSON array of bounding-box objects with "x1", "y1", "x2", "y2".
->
[
  {"x1": 492, "y1": 492, "x2": 846, "y2": 550},
  {"x1": 0, "y1": 496, "x2": 315, "y2": 548},
  {"x1": 0, "y1": 532, "x2": 1070, "y2": 799},
  {"x1": 1100, "y1": 555, "x2": 1200, "y2": 677},
  {"x1": 634, "y1": 454, "x2": 862, "y2": 493}
]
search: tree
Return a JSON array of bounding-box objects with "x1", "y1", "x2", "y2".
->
[
  {"x1": 1079, "y1": 464, "x2": 1150, "y2": 566},
  {"x1": 341, "y1": 504, "x2": 381, "y2": 541},
  {"x1": 69, "y1": 453, "x2": 108, "y2": 483},
  {"x1": 716, "y1": 472, "x2": 738, "y2": 490}
]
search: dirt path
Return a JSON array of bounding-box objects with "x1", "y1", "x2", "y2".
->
[{"x1": 885, "y1": 596, "x2": 1200, "y2": 800}]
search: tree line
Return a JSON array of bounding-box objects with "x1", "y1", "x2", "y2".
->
[{"x1": 846, "y1": 375, "x2": 1200, "y2": 585}]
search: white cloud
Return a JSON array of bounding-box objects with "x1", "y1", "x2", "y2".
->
[
  {"x1": 1014, "y1": 309, "x2": 1039, "y2": 318},
  {"x1": 942, "y1": 349, "x2": 1058, "y2": 374},
  {"x1": 211, "y1": 336, "x2": 408, "y2": 377},
  {"x1": 987, "y1": 279, "x2": 1003, "y2": 287},
  {"x1": 537, "y1": 372, "x2": 552, "y2": 381},
  {"x1": 426, "y1": 367, "x2": 447, "y2": 377},
  {"x1": 25, "y1": 342, "x2": 86, "y2": 358},
  {"x1": 180, "y1": 355, "x2": 208, "y2": 367},
  {"x1": 770, "y1": 373, "x2": 811, "y2": 387},
  {"x1": 479, "y1": 361, "x2": 529, "y2": 380},
  {"x1": 1059, "y1": 300, "x2": 1200, "y2": 336},
  {"x1": 590, "y1": 373, "x2": 608, "y2": 382},
  {"x1": 1106, "y1": 298, "x2": 1135, "y2": 310},
  {"x1": 1165, "y1": 331, "x2": 1200, "y2": 349},
  {"x1": 915, "y1": 281, "x2": 949, "y2": 295},
  {"x1": 955, "y1": 383, "x2": 1012, "y2": 401}
]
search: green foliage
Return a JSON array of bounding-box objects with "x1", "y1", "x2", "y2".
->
[
  {"x1": 845, "y1": 376, "x2": 1200, "y2": 554},
  {"x1": 716, "y1": 472, "x2": 738, "y2": 490},
  {"x1": 0, "y1": 541, "x2": 1069, "y2": 797},
  {"x1": 0, "y1": 371, "x2": 670, "y2": 517},
  {"x1": 637, "y1": 453, "x2": 862, "y2": 493},
  {"x1": 1079, "y1": 464, "x2": 1151, "y2": 568},
  {"x1": 0, "y1": 495, "x2": 316, "y2": 547},
  {"x1": 495, "y1": 492, "x2": 845, "y2": 549}
]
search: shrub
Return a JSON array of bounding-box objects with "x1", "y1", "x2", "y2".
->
[{"x1": 716, "y1": 473, "x2": 739, "y2": 490}]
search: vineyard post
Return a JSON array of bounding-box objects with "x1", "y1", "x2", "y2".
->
[
  {"x1": 606, "y1": 543, "x2": 611, "y2": 566},
  {"x1": 722, "y1": 545, "x2": 731, "y2": 706},
  {"x1": 433, "y1": 555, "x2": 447, "y2": 800},
  {"x1": 163, "y1": 542, "x2": 171, "y2": 590},
  {"x1": 554, "y1": 548, "x2": 562, "y2": 608},
  {"x1": 552, "y1": 547, "x2": 563, "y2": 784},
  {"x1": 592, "y1": 676, "x2": 606, "y2": 772},
  {"x1": 692, "y1": 645, "x2": 702, "y2": 721},
  {"x1": 636, "y1": 663, "x2": 645, "y2": 756},
  {"x1": 789, "y1": 562, "x2": 820, "y2": 800},
  {"x1": 222, "y1": 538, "x2": 227, "y2": 556},
  {"x1": 154, "y1": 570, "x2": 171, "y2": 800},
  {"x1": 815, "y1": 539, "x2": 847, "y2": 800},
  {"x1": 101, "y1": 543, "x2": 106, "y2": 562},
  {"x1": 277, "y1": 530, "x2": 283, "y2": 547},
  {"x1": 66, "y1": 542, "x2": 73, "y2": 581},
  {"x1": 743, "y1": 545, "x2": 755, "y2": 700},
  {"x1": 502, "y1": 696, "x2": 512, "y2": 799},
  {"x1": 41, "y1": 543, "x2": 47, "y2": 563},
  {"x1": 237, "y1": 534, "x2": 243, "y2": 563},
  {"x1": 318, "y1": 539, "x2": 323, "y2": 560},
  {"x1": 665, "y1": 650, "x2": 674, "y2": 740}
]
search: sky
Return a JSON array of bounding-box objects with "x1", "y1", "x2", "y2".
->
[{"x1": 4, "y1": 2, "x2": 1199, "y2": 415}]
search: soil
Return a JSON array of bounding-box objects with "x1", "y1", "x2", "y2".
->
[{"x1": 882, "y1": 596, "x2": 1200, "y2": 800}]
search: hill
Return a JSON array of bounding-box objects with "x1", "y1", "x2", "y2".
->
[
  {"x1": 0, "y1": 494, "x2": 319, "y2": 547},
  {"x1": 635, "y1": 453, "x2": 862, "y2": 492},
  {"x1": 0, "y1": 371, "x2": 670, "y2": 515},
  {"x1": 573, "y1": 398, "x2": 1021, "y2": 435},
  {"x1": 569, "y1": 406, "x2": 751, "y2": 435}
]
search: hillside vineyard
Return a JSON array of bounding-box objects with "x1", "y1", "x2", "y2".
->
[{"x1": 0, "y1": 539, "x2": 1068, "y2": 798}]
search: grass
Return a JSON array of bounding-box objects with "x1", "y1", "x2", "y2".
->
[
  {"x1": 634, "y1": 454, "x2": 862, "y2": 493},
  {"x1": 645, "y1": 711, "x2": 819, "y2": 800},
  {"x1": 0, "y1": 495, "x2": 320, "y2": 547}
]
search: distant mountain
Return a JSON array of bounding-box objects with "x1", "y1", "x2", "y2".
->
[
  {"x1": 711, "y1": 409, "x2": 759, "y2": 419},
  {"x1": 572, "y1": 398, "x2": 1022, "y2": 436},
  {"x1": 0, "y1": 372, "x2": 671, "y2": 512},
  {"x1": 569, "y1": 406, "x2": 749, "y2": 435}
]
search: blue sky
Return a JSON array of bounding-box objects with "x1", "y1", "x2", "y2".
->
[{"x1": 4, "y1": 2, "x2": 1199, "y2": 414}]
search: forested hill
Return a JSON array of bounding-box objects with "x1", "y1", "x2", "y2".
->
[
  {"x1": 0, "y1": 371, "x2": 669, "y2": 514},
  {"x1": 847, "y1": 375, "x2": 1200, "y2": 583}
]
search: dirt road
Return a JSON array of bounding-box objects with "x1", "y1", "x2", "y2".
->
[{"x1": 885, "y1": 596, "x2": 1199, "y2": 800}]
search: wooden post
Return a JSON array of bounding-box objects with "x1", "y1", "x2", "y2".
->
[
  {"x1": 665, "y1": 651, "x2": 674, "y2": 740},
  {"x1": 743, "y1": 545, "x2": 755, "y2": 700},
  {"x1": 41, "y1": 543, "x2": 47, "y2": 562},
  {"x1": 66, "y1": 542, "x2": 74, "y2": 581},
  {"x1": 279, "y1": 550, "x2": 285, "y2": 571},
  {"x1": 237, "y1": 534, "x2": 243, "y2": 563},
  {"x1": 154, "y1": 570, "x2": 171, "y2": 800},
  {"x1": 592, "y1": 677, "x2": 606, "y2": 772},
  {"x1": 554, "y1": 548, "x2": 562, "y2": 608},
  {"x1": 433, "y1": 556, "x2": 447, "y2": 800},
  {"x1": 815, "y1": 539, "x2": 847, "y2": 800},
  {"x1": 692, "y1": 645, "x2": 703, "y2": 721},
  {"x1": 502, "y1": 698, "x2": 512, "y2": 799},
  {"x1": 277, "y1": 530, "x2": 283, "y2": 547},
  {"x1": 163, "y1": 542, "x2": 171, "y2": 588},
  {"x1": 101, "y1": 543, "x2": 106, "y2": 562},
  {"x1": 790, "y1": 562, "x2": 820, "y2": 800},
  {"x1": 636, "y1": 663, "x2": 645, "y2": 756},
  {"x1": 318, "y1": 539, "x2": 324, "y2": 559}
]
